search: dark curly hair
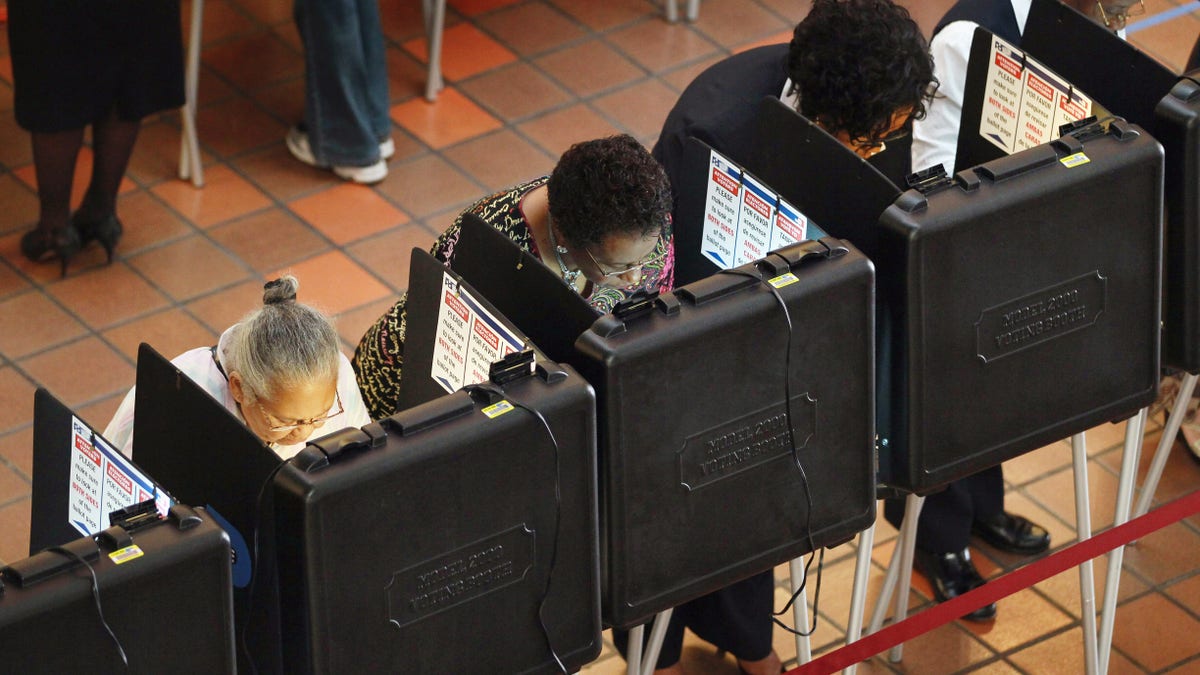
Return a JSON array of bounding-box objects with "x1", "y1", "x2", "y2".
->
[
  {"x1": 547, "y1": 134, "x2": 672, "y2": 250},
  {"x1": 789, "y1": 0, "x2": 936, "y2": 145}
]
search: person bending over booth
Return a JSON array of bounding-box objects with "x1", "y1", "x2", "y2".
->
[
  {"x1": 105, "y1": 276, "x2": 371, "y2": 460},
  {"x1": 353, "y1": 133, "x2": 675, "y2": 420},
  {"x1": 637, "y1": 1, "x2": 933, "y2": 672}
]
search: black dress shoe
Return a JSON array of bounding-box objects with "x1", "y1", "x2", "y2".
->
[
  {"x1": 913, "y1": 547, "x2": 997, "y2": 622},
  {"x1": 972, "y1": 511, "x2": 1051, "y2": 554}
]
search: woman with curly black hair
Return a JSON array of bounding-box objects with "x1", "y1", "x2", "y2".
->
[{"x1": 353, "y1": 134, "x2": 674, "y2": 420}]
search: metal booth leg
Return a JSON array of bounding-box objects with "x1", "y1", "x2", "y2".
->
[
  {"x1": 626, "y1": 609, "x2": 673, "y2": 675},
  {"x1": 1133, "y1": 372, "x2": 1198, "y2": 519},
  {"x1": 1071, "y1": 432, "x2": 1100, "y2": 675},
  {"x1": 789, "y1": 556, "x2": 812, "y2": 664},
  {"x1": 1097, "y1": 407, "x2": 1147, "y2": 674},
  {"x1": 842, "y1": 521, "x2": 876, "y2": 675},
  {"x1": 864, "y1": 494, "x2": 923, "y2": 664},
  {"x1": 179, "y1": 0, "x2": 205, "y2": 187},
  {"x1": 421, "y1": 0, "x2": 446, "y2": 101}
]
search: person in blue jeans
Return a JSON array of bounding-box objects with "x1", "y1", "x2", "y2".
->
[{"x1": 286, "y1": 0, "x2": 393, "y2": 184}]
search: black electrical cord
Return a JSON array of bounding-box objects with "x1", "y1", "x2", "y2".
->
[
  {"x1": 464, "y1": 382, "x2": 568, "y2": 674},
  {"x1": 718, "y1": 266, "x2": 823, "y2": 638},
  {"x1": 48, "y1": 545, "x2": 129, "y2": 670}
]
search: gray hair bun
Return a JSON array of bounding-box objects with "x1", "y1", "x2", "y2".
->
[{"x1": 263, "y1": 275, "x2": 299, "y2": 305}]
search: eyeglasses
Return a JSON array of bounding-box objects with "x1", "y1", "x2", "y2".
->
[
  {"x1": 257, "y1": 390, "x2": 344, "y2": 433},
  {"x1": 1096, "y1": 0, "x2": 1144, "y2": 28},
  {"x1": 581, "y1": 242, "x2": 665, "y2": 287}
]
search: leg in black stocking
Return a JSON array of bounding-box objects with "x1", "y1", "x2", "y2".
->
[
  {"x1": 76, "y1": 107, "x2": 139, "y2": 261},
  {"x1": 22, "y1": 128, "x2": 85, "y2": 274}
]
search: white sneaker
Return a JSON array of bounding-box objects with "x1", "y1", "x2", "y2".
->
[{"x1": 285, "y1": 126, "x2": 391, "y2": 185}]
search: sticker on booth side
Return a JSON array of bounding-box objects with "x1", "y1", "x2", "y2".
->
[
  {"x1": 768, "y1": 273, "x2": 800, "y2": 288},
  {"x1": 482, "y1": 400, "x2": 515, "y2": 419},
  {"x1": 109, "y1": 545, "x2": 144, "y2": 565},
  {"x1": 1060, "y1": 152, "x2": 1090, "y2": 168}
]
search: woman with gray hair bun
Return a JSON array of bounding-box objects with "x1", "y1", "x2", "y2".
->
[{"x1": 105, "y1": 275, "x2": 371, "y2": 460}]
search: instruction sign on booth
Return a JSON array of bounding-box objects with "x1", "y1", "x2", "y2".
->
[
  {"x1": 67, "y1": 416, "x2": 168, "y2": 537},
  {"x1": 431, "y1": 271, "x2": 526, "y2": 393}
]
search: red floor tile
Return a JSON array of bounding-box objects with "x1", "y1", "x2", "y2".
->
[
  {"x1": 345, "y1": 223, "x2": 437, "y2": 293},
  {"x1": 375, "y1": 154, "x2": 483, "y2": 220},
  {"x1": 0, "y1": 173, "x2": 39, "y2": 237},
  {"x1": 448, "y1": 0, "x2": 523, "y2": 17},
  {"x1": 534, "y1": 40, "x2": 645, "y2": 98},
  {"x1": 689, "y1": 0, "x2": 791, "y2": 49},
  {"x1": 102, "y1": 307, "x2": 218, "y2": 363},
  {"x1": 127, "y1": 234, "x2": 251, "y2": 301},
  {"x1": 202, "y1": 29, "x2": 303, "y2": 93},
  {"x1": 517, "y1": 104, "x2": 623, "y2": 157},
  {"x1": 185, "y1": 279, "x2": 269, "y2": 334},
  {"x1": 112, "y1": 191, "x2": 195, "y2": 256},
  {"x1": 0, "y1": 260, "x2": 30, "y2": 302},
  {"x1": 0, "y1": 498, "x2": 32, "y2": 565},
  {"x1": 592, "y1": 78, "x2": 682, "y2": 138},
  {"x1": 268, "y1": 250, "x2": 392, "y2": 315},
  {"x1": 477, "y1": 3, "x2": 588, "y2": 57},
  {"x1": 288, "y1": 183, "x2": 408, "y2": 245},
  {"x1": 1112, "y1": 592, "x2": 1200, "y2": 671},
  {"x1": 458, "y1": 63, "x2": 573, "y2": 123},
  {"x1": 548, "y1": 0, "x2": 657, "y2": 31},
  {"x1": 0, "y1": 367, "x2": 37, "y2": 436},
  {"x1": 333, "y1": 297, "x2": 399, "y2": 353},
  {"x1": 0, "y1": 459, "x2": 30, "y2": 505},
  {"x1": 209, "y1": 208, "x2": 332, "y2": 273},
  {"x1": 606, "y1": 19, "x2": 721, "y2": 73},
  {"x1": 403, "y1": 23, "x2": 518, "y2": 81},
  {"x1": 0, "y1": 427, "x2": 34, "y2": 480},
  {"x1": 0, "y1": 114, "x2": 33, "y2": 168},
  {"x1": 442, "y1": 129, "x2": 555, "y2": 190},
  {"x1": 46, "y1": 263, "x2": 170, "y2": 329},
  {"x1": 194, "y1": 97, "x2": 290, "y2": 159},
  {"x1": 390, "y1": 88, "x2": 503, "y2": 149},
  {"x1": 151, "y1": 165, "x2": 274, "y2": 229},
  {"x1": 0, "y1": 291, "x2": 87, "y2": 360},
  {"x1": 18, "y1": 337, "x2": 133, "y2": 409},
  {"x1": 127, "y1": 120, "x2": 213, "y2": 187}
]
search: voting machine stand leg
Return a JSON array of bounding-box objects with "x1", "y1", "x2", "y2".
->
[
  {"x1": 685, "y1": 0, "x2": 699, "y2": 21},
  {"x1": 662, "y1": 0, "x2": 678, "y2": 23},
  {"x1": 860, "y1": 493, "x2": 923, "y2": 664},
  {"x1": 789, "y1": 556, "x2": 812, "y2": 665},
  {"x1": 1133, "y1": 372, "x2": 1198, "y2": 521},
  {"x1": 421, "y1": 0, "x2": 446, "y2": 101},
  {"x1": 1097, "y1": 407, "x2": 1147, "y2": 674},
  {"x1": 178, "y1": 0, "x2": 204, "y2": 188},
  {"x1": 626, "y1": 609, "x2": 674, "y2": 675},
  {"x1": 841, "y1": 521, "x2": 876, "y2": 675},
  {"x1": 1071, "y1": 432, "x2": 1100, "y2": 675}
]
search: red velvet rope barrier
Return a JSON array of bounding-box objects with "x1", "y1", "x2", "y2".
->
[{"x1": 786, "y1": 488, "x2": 1200, "y2": 674}]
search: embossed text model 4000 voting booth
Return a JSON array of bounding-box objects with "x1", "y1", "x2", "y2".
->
[
  {"x1": 271, "y1": 250, "x2": 602, "y2": 675},
  {"x1": 0, "y1": 503, "x2": 235, "y2": 673}
]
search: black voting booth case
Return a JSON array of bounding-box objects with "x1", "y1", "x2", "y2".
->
[
  {"x1": 0, "y1": 505, "x2": 236, "y2": 674},
  {"x1": 273, "y1": 258, "x2": 601, "y2": 673},
  {"x1": 571, "y1": 240, "x2": 875, "y2": 628},
  {"x1": 1020, "y1": 0, "x2": 1200, "y2": 373},
  {"x1": 875, "y1": 121, "x2": 1163, "y2": 491}
]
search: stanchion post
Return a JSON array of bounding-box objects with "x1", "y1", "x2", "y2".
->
[
  {"x1": 421, "y1": 0, "x2": 446, "y2": 101},
  {"x1": 639, "y1": 610, "x2": 674, "y2": 675},
  {"x1": 627, "y1": 624, "x2": 644, "y2": 675},
  {"x1": 887, "y1": 494, "x2": 923, "y2": 663},
  {"x1": 1071, "y1": 432, "x2": 1100, "y2": 675}
]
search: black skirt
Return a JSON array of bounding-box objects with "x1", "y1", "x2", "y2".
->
[{"x1": 7, "y1": 0, "x2": 185, "y2": 132}]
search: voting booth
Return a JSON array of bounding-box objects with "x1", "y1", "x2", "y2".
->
[
  {"x1": 571, "y1": 240, "x2": 875, "y2": 627},
  {"x1": 132, "y1": 344, "x2": 285, "y2": 673},
  {"x1": 270, "y1": 251, "x2": 602, "y2": 674},
  {"x1": 1020, "y1": 0, "x2": 1200, "y2": 372},
  {"x1": 1, "y1": 503, "x2": 235, "y2": 674},
  {"x1": 447, "y1": 218, "x2": 876, "y2": 629},
  {"x1": 875, "y1": 120, "x2": 1162, "y2": 491}
]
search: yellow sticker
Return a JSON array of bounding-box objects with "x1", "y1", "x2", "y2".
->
[
  {"x1": 767, "y1": 272, "x2": 800, "y2": 288},
  {"x1": 1060, "y1": 152, "x2": 1090, "y2": 168},
  {"x1": 109, "y1": 545, "x2": 144, "y2": 565},
  {"x1": 481, "y1": 400, "x2": 514, "y2": 419}
]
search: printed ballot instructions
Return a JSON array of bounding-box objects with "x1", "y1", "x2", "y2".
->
[
  {"x1": 979, "y1": 36, "x2": 1092, "y2": 155},
  {"x1": 67, "y1": 416, "x2": 170, "y2": 537},
  {"x1": 431, "y1": 271, "x2": 526, "y2": 393},
  {"x1": 701, "y1": 149, "x2": 825, "y2": 270}
]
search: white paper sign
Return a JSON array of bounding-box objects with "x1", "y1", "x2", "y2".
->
[
  {"x1": 701, "y1": 148, "x2": 821, "y2": 271},
  {"x1": 979, "y1": 37, "x2": 1092, "y2": 155},
  {"x1": 67, "y1": 416, "x2": 167, "y2": 538},
  {"x1": 430, "y1": 272, "x2": 526, "y2": 394}
]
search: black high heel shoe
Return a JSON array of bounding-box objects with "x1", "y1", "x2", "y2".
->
[
  {"x1": 20, "y1": 226, "x2": 83, "y2": 277},
  {"x1": 72, "y1": 213, "x2": 124, "y2": 264}
]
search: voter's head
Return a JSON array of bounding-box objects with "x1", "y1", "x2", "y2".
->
[
  {"x1": 787, "y1": 0, "x2": 935, "y2": 158},
  {"x1": 224, "y1": 276, "x2": 343, "y2": 447},
  {"x1": 547, "y1": 134, "x2": 672, "y2": 290}
]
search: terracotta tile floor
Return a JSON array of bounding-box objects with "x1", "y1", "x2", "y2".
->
[{"x1": 1, "y1": 1, "x2": 1199, "y2": 672}]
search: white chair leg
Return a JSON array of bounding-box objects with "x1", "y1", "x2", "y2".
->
[
  {"x1": 1097, "y1": 407, "x2": 1146, "y2": 674},
  {"x1": 1133, "y1": 372, "x2": 1198, "y2": 519},
  {"x1": 685, "y1": 0, "x2": 699, "y2": 21},
  {"x1": 887, "y1": 494, "x2": 923, "y2": 663},
  {"x1": 842, "y1": 522, "x2": 876, "y2": 675},
  {"x1": 180, "y1": 0, "x2": 205, "y2": 187},
  {"x1": 664, "y1": 0, "x2": 680, "y2": 23},
  {"x1": 1071, "y1": 432, "x2": 1100, "y2": 675},
  {"x1": 422, "y1": 0, "x2": 446, "y2": 101},
  {"x1": 789, "y1": 556, "x2": 812, "y2": 664}
]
